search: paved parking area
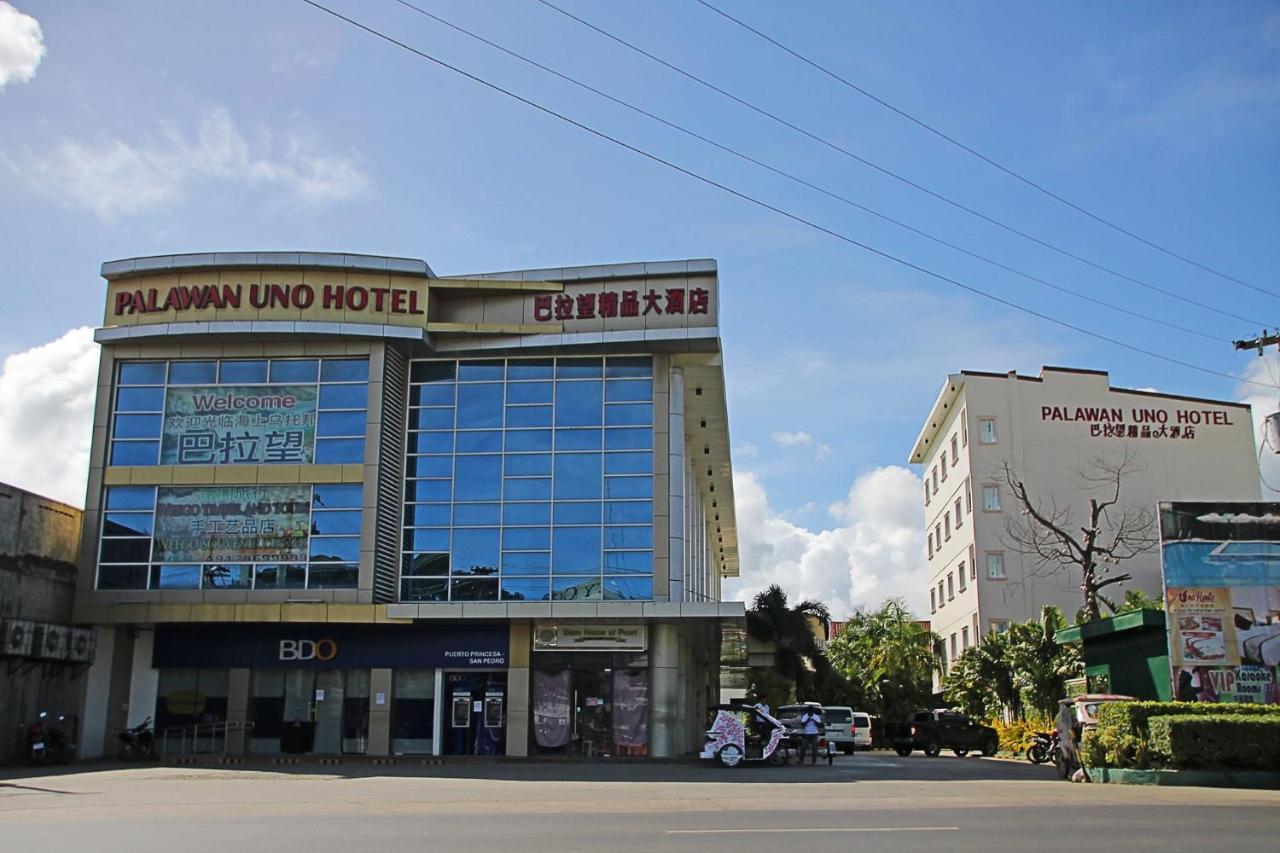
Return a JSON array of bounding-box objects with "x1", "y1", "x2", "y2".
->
[{"x1": 3, "y1": 752, "x2": 1276, "y2": 852}]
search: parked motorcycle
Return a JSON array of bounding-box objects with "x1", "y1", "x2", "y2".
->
[
  {"x1": 1026, "y1": 730, "x2": 1057, "y2": 765},
  {"x1": 27, "y1": 711, "x2": 74, "y2": 764},
  {"x1": 118, "y1": 717, "x2": 155, "y2": 760}
]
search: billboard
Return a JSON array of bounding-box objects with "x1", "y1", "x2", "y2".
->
[
  {"x1": 153, "y1": 485, "x2": 312, "y2": 564},
  {"x1": 160, "y1": 385, "x2": 317, "y2": 465},
  {"x1": 1159, "y1": 502, "x2": 1280, "y2": 704}
]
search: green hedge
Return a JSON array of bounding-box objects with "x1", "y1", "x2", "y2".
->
[
  {"x1": 1148, "y1": 715, "x2": 1280, "y2": 770},
  {"x1": 1086, "y1": 702, "x2": 1280, "y2": 769}
]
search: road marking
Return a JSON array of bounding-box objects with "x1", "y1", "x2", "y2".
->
[{"x1": 667, "y1": 827, "x2": 960, "y2": 835}]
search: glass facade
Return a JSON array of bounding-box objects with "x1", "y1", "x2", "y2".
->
[
  {"x1": 96, "y1": 483, "x2": 363, "y2": 590},
  {"x1": 402, "y1": 356, "x2": 655, "y2": 602},
  {"x1": 110, "y1": 357, "x2": 369, "y2": 467}
]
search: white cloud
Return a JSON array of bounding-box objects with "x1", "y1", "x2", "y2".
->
[
  {"x1": 735, "y1": 442, "x2": 759, "y2": 459},
  {"x1": 0, "y1": 327, "x2": 98, "y2": 506},
  {"x1": 0, "y1": 2, "x2": 43, "y2": 89},
  {"x1": 815, "y1": 442, "x2": 833, "y2": 461},
  {"x1": 724, "y1": 466, "x2": 928, "y2": 619},
  {"x1": 770, "y1": 430, "x2": 813, "y2": 447},
  {"x1": 1237, "y1": 357, "x2": 1280, "y2": 498},
  {"x1": 20, "y1": 107, "x2": 371, "y2": 220}
]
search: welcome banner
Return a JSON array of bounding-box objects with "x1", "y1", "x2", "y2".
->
[{"x1": 160, "y1": 384, "x2": 317, "y2": 465}]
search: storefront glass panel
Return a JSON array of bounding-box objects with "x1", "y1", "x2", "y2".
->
[
  {"x1": 531, "y1": 653, "x2": 648, "y2": 757},
  {"x1": 249, "y1": 669, "x2": 369, "y2": 755},
  {"x1": 391, "y1": 669, "x2": 436, "y2": 754}
]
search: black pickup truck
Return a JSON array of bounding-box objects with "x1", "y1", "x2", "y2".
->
[{"x1": 886, "y1": 709, "x2": 999, "y2": 757}]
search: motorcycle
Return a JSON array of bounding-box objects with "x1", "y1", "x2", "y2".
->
[
  {"x1": 27, "y1": 711, "x2": 74, "y2": 764},
  {"x1": 1026, "y1": 730, "x2": 1057, "y2": 765},
  {"x1": 118, "y1": 717, "x2": 155, "y2": 760}
]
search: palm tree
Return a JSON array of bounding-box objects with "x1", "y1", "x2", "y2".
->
[
  {"x1": 745, "y1": 585, "x2": 832, "y2": 702},
  {"x1": 1007, "y1": 605, "x2": 1082, "y2": 718},
  {"x1": 826, "y1": 599, "x2": 941, "y2": 722}
]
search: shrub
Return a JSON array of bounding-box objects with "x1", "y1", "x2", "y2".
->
[
  {"x1": 1148, "y1": 715, "x2": 1280, "y2": 770},
  {"x1": 1091, "y1": 702, "x2": 1280, "y2": 769},
  {"x1": 991, "y1": 717, "x2": 1052, "y2": 754}
]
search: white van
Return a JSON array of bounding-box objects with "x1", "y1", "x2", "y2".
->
[{"x1": 851, "y1": 711, "x2": 873, "y2": 750}]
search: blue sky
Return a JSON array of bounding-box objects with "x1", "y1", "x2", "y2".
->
[{"x1": 1, "y1": 1, "x2": 1277, "y2": 613}]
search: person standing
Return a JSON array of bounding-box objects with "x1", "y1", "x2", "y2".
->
[{"x1": 799, "y1": 705, "x2": 823, "y2": 765}]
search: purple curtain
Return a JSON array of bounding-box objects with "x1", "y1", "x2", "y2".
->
[
  {"x1": 533, "y1": 669, "x2": 571, "y2": 749},
  {"x1": 612, "y1": 669, "x2": 648, "y2": 749}
]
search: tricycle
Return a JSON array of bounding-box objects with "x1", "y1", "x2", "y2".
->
[{"x1": 700, "y1": 704, "x2": 789, "y2": 767}]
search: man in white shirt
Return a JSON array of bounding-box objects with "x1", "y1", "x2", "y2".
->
[{"x1": 799, "y1": 705, "x2": 823, "y2": 765}]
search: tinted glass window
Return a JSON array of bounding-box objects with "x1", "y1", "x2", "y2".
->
[
  {"x1": 169, "y1": 361, "x2": 218, "y2": 385},
  {"x1": 457, "y1": 384, "x2": 503, "y2": 428},
  {"x1": 118, "y1": 362, "x2": 166, "y2": 385},
  {"x1": 320, "y1": 359, "x2": 368, "y2": 382},
  {"x1": 269, "y1": 359, "x2": 319, "y2": 383},
  {"x1": 219, "y1": 360, "x2": 268, "y2": 383},
  {"x1": 554, "y1": 382, "x2": 602, "y2": 426}
]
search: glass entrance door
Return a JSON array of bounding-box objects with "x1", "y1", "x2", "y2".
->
[
  {"x1": 249, "y1": 669, "x2": 369, "y2": 754},
  {"x1": 443, "y1": 672, "x2": 507, "y2": 756}
]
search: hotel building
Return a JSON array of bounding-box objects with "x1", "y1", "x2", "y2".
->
[
  {"x1": 909, "y1": 367, "x2": 1259, "y2": 674},
  {"x1": 73, "y1": 251, "x2": 741, "y2": 759}
]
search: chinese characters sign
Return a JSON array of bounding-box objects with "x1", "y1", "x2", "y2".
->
[
  {"x1": 1039, "y1": 405, "x2": 1237, "y2": 441},
  {"x1": 533, "y1": 287, "x2": 711, "y2": 322},
  {"x1": 160, "y1": 385, "x2": 317, "y2": 465},
  {"x1": 153, "y1": 485, "x2": 312, "y2": 564},
  {"x1": 1159, "y1": 502, "x2": 1280, "y2": 705}
]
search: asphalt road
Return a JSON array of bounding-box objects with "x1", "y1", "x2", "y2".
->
[{"x1": 3, "y1": 752, "x2": 1277, "y2": 852}]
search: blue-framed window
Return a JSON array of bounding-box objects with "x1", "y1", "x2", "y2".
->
[
  {"x1": 95, "y1": 484, "x2": 362, "y2": 590},
  {"x1": 401, "y1": 356, "x2": 654, "y2": 602},
  {"x1": 109, "y1": 358, "x2": 369, "y2": 467}
]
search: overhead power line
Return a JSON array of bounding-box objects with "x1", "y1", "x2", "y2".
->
[
  {"x1": 693, "y1": 0, "x2": 1277, "y2": 300},
  {"x1": 388, "y1": 0, "x2": 1228, "y2": 341},
  {"x1": 298, "y1": 0, "x2": 1270, "y2": 391},
  {"x1": 534, "y1": 0, "x2": 1279, "y2": 326}
]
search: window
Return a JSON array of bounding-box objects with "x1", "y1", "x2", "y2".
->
[
  {"x1": 950, "y1": 435, "x2": 959, "y2": 465},
  {"x1": 930, "y1": 588, "x2": 937, "y2": 613},
  {"x1": 927, "y1": 535, "x2": 934, "y2": 560},
  {"x1": 935, "y1": 523, "x2": 942, "y2": 548},
  {"x1": 403, "y1": 356, "x2": 654, "y2": 603},
  {"x1": 965, "y1": 479, "x2": 972, "y2": 514},
  {"x1": 949, "y1": 633, "x2": 957, "y2": 660},
  {"x1": 931, "y1": 467, "x2": 938, "y2": 494},
  {"x1": 954, "y1": 498, "x2": 963, "y2": 527},
  {"x1": 957, "y1": 562, "x2": 966, "y2": 591},
  {"x1": 110, "y1": 357, "x2": 369, "y2": 467},
  {"x1": 961, "y1": 626, "x2": 970, "y2": 649},
  {"x1": 968, "y1": 545, "x2": 976, "y2": 580},
  {"x1": 937, "y1": 580, "x2": 945, "y2": 607},
  {"x1": 972, "y1": 613, "x2": 980, "y2": 644},
  {"x1": 978, "y1": 417, "x2": 997, "y2": 444},
  {"x1": 940, "y1": 453, "x2": 947, "y2": 482},
  {"x1": 943, "y1": 512, "x2": 951, "y2": 540},
  {"x1": 982, "y1": 485, "x2": 1001, "y2": 511},
  {"x1": 924, "y1": 482, "x2": 931, "y2": 506},
  {"x1": 986, "y1": 552, "x2": 1006, "y2": 579},
  {"x1": 946, "y1": 572, "x2": 954, "y2": 600},
  {"x1": 991, "y1": 619, "x2": 1010, "y2": 634},
  {"x1": 961, "y1": 408, "x2": 968, "y2": 446},
  {"x1": 96, "y1": 483, "x2": 361, "y2": 591}
]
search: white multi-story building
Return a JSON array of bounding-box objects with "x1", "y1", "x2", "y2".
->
[{"x1": 908, "y1": 367, "x2": 1260, "y2": 674}]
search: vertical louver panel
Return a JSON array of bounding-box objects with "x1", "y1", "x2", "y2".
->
[{"x1": 373, "y1": 343, "x2": 409, "y2": 603}]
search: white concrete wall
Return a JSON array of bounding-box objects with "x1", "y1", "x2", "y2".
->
[
  {"x1": 79, "y1": 626, "x2": 116, "y2": 759},
  {"x1": 921, "y1": 369, "x2": 1261, "y2": 662}
]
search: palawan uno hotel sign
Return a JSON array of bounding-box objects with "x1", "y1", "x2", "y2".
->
[
  {"x1": 108, "y1": 279, "x2": 427, "y2": 323},
  {"x1": 1039, "y1": 403, "x2": 1238, "y2": 440}
]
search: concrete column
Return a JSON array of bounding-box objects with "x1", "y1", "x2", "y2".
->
[
  {"x1": 225, "y1": 668, "x2": 250, "y2": 756},
  {"x1": 649, "y1": 623, "x2": 679, "y2": 757},
  {"x1": 79, "y1": 627, "x2": 116, "y2": 759},
  {"x1": 368, "y1": 668, "x2": 393, "y2": 756},
  {"x1": 126, "y1": 629, "x2": 158, "y2": 729},
  {"x1": 667, "y1": 368, "x2": 685, "y2": 602},
  {"x1": 506, "y1": 624, "x2": 531, "y2": 757}
]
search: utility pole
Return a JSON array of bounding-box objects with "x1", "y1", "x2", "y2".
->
[{"x1": 1234, "y1": 330, "x2": 1280, "y2": 355}]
